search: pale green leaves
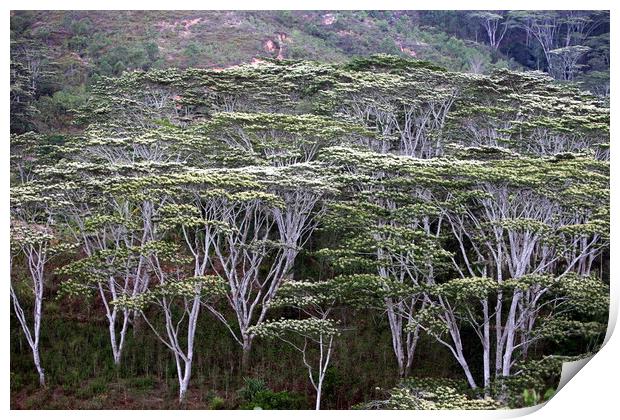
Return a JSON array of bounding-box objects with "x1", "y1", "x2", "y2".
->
[
  {"x1": 112, "y1": 276, "x2": 226, "y2": 311},
  {"x1": 249, "y1": 318, "x2": 340, "y2": 340}
]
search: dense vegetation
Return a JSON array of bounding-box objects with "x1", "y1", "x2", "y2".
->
[
  {"x1": 10, "y1": 11, "x2": 610, "y2": 411},
  {"x1": 10, "y1": 10, "x2": 609, "y2": 134}
]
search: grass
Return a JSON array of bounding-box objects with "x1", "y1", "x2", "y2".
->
[{"x1": 10, "y1": 298, "x2": 463, "y2": 409}]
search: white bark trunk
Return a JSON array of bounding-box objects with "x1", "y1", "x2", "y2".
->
[{"x1": 33, "y1": 346, "x2": 45, "y2": 387}]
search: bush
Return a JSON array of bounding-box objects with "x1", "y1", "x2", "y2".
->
[
  {"x1": 210, "y1": 396, "x2": 226, "y2": 409},
  {"x1": 239, "y1": 377, "x2": 269, "y2": 402},
  {"x1": 240, "y1": 390, "x2": 307, "y2": 410}
]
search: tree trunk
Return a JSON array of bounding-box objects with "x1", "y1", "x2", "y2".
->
[
  {"x1": 495, "y1": 290, "x2": 504, "y2": 377},
  {"x1": 404, "y1": 324, "x2": 420, "y2": 378},
  {"x1": 33, "y1": 274, "x2": 45, "y2": 388},
  {"x1": 482, "y1": 298, "x2": 491, "y2": 391},
  {"x1": 109, "y1": 321, "x2": 121, "y2": 366},
  {"x1": 457, "y1": 356, "x2": 477, "y2": 389},
  {"x1": 241, "y1": 337, "x2": 253, "y2": 372},
  {"x1": 179, "y1": 382, "x2": 188, "y2": 403},
  {"x1": 386, "y1": 298, "x2": 406, "y2": 378},
  {"x1": 178, "y1": 360, "x2": 192, "y2": 403},
  {"x1": 112, "y1": 351, "x2": 121, "y2": 367},
  {"x1": 33, "y1": 347, "x2": 45, "y2": 387},
  {"x1": 502, "y1": 291, "x2": 522, "y2": 376},
  {"x1": 315, "y1": 381, "x2": 322, "y2": 410}
]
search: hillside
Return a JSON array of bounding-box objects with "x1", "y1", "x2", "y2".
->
[
  {"x1": 11, "y1": 11, "x2": 514, "y2": 72},
  {"x1": 10, "y1": 10, "x2": 609, "y2": 133}
]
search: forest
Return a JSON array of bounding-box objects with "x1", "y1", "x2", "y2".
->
[{"x1": 10, "y1": 11, "x2": 610, "y2": 410}]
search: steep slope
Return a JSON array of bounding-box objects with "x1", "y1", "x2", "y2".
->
[{"x1": 10, "y1": 10, "x2": 609, "y2": 134}]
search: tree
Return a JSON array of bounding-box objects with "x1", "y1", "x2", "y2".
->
[
  {"x1": 446, "y1": 69, "x2": 609, "y2": 158},
  {"x1": 10, "y1": 60, "x2": 37, "y2": 133},
  {"x1": 112, "y1": 241, "x2": 225, "y2": 402},
  {"x1": 468, "y1": 12, "x2": 509, "y2": 50},
  {"x1": 250, "y1": 317, "x2": 339, "y2": 410},
  {"x1": 548, "y1": 45, "x2": 590, "y2": 81},
  {"x1": 318, "y1": 146, "x2": 450, "y2": 378},
  {"x1": 249, "y1": 276, "x2": 385, "y2": 409},
  {"x1": 330, "y1": 56, "x2": 458, "y2": 157},
  {"x1": 53, "y1": 127, "x2": 189, "y2": 366},
  {"x1": 10, "y1": 183, "x2": 72, "y2": 386},
  {"x1": 195, "y1": 112, "x2": 373, "y2": 166},
  {"x1": 508, "y1": 11, "x2": 604, "y2": 79},
  {"x1": 9, "y1": 55, "x2": 609, "y2": 408},
  {"x1": 167, "y1": 164, "x2": 334, "y2": 368},
  {"x1": 417, "y1": 149, "x2": 609, "y2": 389},
  {"x1": 319, "y1": 144, "x2": 608, "y2": 390}
]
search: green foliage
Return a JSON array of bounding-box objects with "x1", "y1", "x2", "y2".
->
[
  {"x1": 489, "y1": 355, "x2": 583, "y2": 407},
  {"x1": 10, "y1": 60, "x2": 37, "y2": 133},
  {"x1": 521, "y1": 388, "x2": 555, "y2": 406},
  {"x1": 240, "y1": 390, "x2": 307, "y2": 410},
  {"x1": 112, "y1": 275, "x2": 226, "y2": 311},
  {"x1": 239, "y1": 377, "x2": 269, "y2": 402},
  {"x1": 356, "y1": 377, "x2": 501, "y2": 410},
  {"x1": 9, "y1": 22, "x2": 609, "y2": 409},
  {"x1": 209, "y1": 396, "x2": 226, "y2": 409},
  {"x1": 250, "y1": 318, "x2": 340, "y2": 340},
  {"x1": 343, "y1": 54, "x2": 448, "y2": 73}
]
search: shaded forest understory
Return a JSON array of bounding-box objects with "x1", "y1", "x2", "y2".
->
[
  {"x1": 12, "y1": 281, "x2": 590, "y2": 409},
  {"x1": 11, "y1": 308, "x2": 457, "y2": 409}
]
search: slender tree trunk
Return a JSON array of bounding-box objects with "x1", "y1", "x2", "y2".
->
[
  {"x1": 314, "y1": 334, "x2": 333, "y2": 410},
  {"x1": 104, "y1": 298, "x2": 131, "y2": 366},
  {"x1": 495, "y1": 290, "x2": 504, "y2": 377},
  {"x1": 385, "y1": 292, "x2": 416, "y2": 378},
  {"x1": 110, "y1": 327, "x2": 121, "y2": 366},
  {"x1": 156, "y1": 294, "x2": 201, "y2": 404},
  {"x1": 315, "y1": 380, "x2": 322, "y2": 410},
  {"x1": 443, "y1": 305, "x2": 478, "y2": 389},
  {"x1": 458, "y1": 357, "x2": 478, "y2": 389},
  {"x1": 10, "y1": 285, "x2": 46, "y2": 388},
  {"x1": 241, "y1": 335, "x2": 253, "y2": 372},
  {"x1": 386, "y1": 303, "x2": 405, "y2": 377},
  {"x1": 404, "y1": 323, "x2": 420, "y2": 378},
  {"x1": 179, "y1": 295, "x2": 200, "y2": 402},
  {"x1": 178, "y1": 359, "x2": 192, "y2": 403},
  {"x1": 32, "y1": 346, "x2": 45, "y2": 387},
  {"x1": 34, "y1": 274, "x2": 45, "y2": 387},
  {"x1": 482, "y1": 298, "x2": 491, "y2": 391},
  {"x1": 448, "y1": 323, "x2": 478, "y2": 389},
  {"x1": 30, "y1": 257, "x2": 46, "y2": 388},
  {"x1": 116, "y1": 311, "x2": 130, "y2": 365},
  {"x1": 502, "y1": 291, "x2": 522, "y2": 376}
]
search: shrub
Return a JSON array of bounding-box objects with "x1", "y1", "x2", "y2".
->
[
  {"x1": 210, "y1": 396, "x2": 226, "y2": 409},
  {"x1": 240, "y1": 390, "x2": 307, "y2": 410},
  {"x1": 239, "y1": 377, "x2": 269, "y2": 402}
]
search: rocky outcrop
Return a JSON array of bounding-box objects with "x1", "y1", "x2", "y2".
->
[{"x1": 263, "y1": 32, "x2": 288, "y2": 60}]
